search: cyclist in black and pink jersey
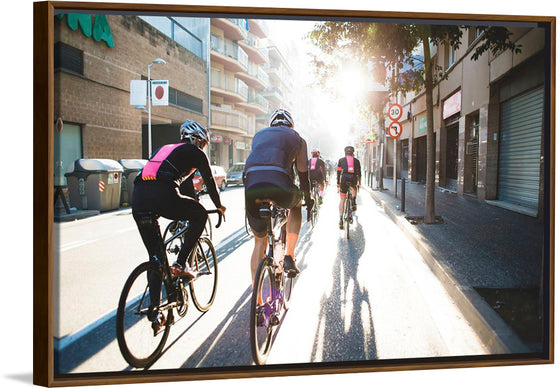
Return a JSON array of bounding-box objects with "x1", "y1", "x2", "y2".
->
[
  {"x1": 308, "y1": 149, "x2": 326, "y2": 205},
  {"x1": 337, "y1": 145, "x2": 361, "y2": 229},
  {"x1": 132, "y1": 120, "x2": 226, "y2": 331}
]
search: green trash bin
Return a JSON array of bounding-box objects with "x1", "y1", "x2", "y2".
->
[
  {"x1": 118, "y1": 159, "x2": 147, "y2": 207},
  {"x1": 65, "y1": 159, "x2": 124, "y2": 212}
]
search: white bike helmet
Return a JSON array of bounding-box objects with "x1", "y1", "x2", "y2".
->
[
  {"x1": 180, "y1": 120, "x2": 210, "y2": 144},
  {"x1": 269, "y1": 108, "x2": 294, "y2": 128}
]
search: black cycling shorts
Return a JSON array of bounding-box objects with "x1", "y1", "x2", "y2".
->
[
  {"x1": 339, "y1": 176, "x2": 358, "y2": 195},
  {"x1": 309, "y1": 169, "x2": 325, "y2": 183},
  {"x1": 244, "y1": 170, "x2": 302, "y2": 237}
]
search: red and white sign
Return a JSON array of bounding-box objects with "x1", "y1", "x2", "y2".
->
[
  {"x1": 387, "y1": 103, "x2": 403, "y2": 121},
  {"x1": 388, "y1": 121, "x2": 403, "y2": 139},
  {"x1": 98, "y1": 180, "x2": 105, "y2": 192},
  {"x1": 443, "y1": 90, "x2": 461, "y2": 119},
  {"x1": 151, "y1": 80, "x2": 169, "y2": 106}
]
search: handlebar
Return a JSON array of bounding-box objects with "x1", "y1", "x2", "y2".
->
[{"x1": 207, "y1": 209, "x2": 224, "y2": 228}]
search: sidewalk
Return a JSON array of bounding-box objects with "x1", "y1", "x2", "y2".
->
[{"x1": 363, "y1": 178, "x2": 546, "y2": 353}]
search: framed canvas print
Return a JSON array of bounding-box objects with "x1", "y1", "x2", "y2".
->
[{"x1": 33, "y1": 0, "x2": 555, "y2": 387}]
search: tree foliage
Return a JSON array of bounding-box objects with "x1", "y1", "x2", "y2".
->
[{"x1": 308, "y1": 20, "x2": 521, "y2": 223}]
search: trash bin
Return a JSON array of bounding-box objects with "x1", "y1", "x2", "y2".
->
[
  {"x1": 65, "y1": 159, "x2": 124, "y2": 212},
  {"x1": 118, "y1": 159, "x2": 147, "y2": 207}
]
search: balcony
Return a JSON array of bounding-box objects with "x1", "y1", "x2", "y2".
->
[
  {"x1": 211, "y1": 75, "x2": 248, "y2": 104},
  {"x1": 211, "y1": 18, "x2": 248, "y2": 41},
  {"x1": 238, "y1": 33, "x2": 267, "y2": 64},
  {"x1": 236, "y1": 93, "x2": 268, "y2": 115},
  {"x1": 262, "y1": 86, "x2": 285, "y2": 108},
  {"x1": 236, "y1": 64, "x2": 268, "y2": 89},
  {"x1": 211, "y1": 35, "x2": 248, "y2": 73},
  {"x1": 248, "y1": 19, "x2": 268, "y2": 39},
  {"x1": 210, "y1": 106, "x2": 250, "y2": 135}
]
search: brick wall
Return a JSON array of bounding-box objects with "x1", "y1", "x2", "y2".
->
[{"x1": 54, "y1": 14, "x2": 208, "y2": 161}]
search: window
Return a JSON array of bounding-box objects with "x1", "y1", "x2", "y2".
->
[
  {"x1": 54, "y1": 42, "x2": 83, "y2": 75},
  {"x1": 168, "y1": 88, "x2": 203, "y2": 113}
]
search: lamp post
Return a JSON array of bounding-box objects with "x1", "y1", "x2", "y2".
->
[{"x1": 147, "y1": 58, "x2": 166, "y2": 157}]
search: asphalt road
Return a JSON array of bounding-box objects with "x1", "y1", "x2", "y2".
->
[{"x1": 54, "y1": 184, "x2": 488, "y2": 374}]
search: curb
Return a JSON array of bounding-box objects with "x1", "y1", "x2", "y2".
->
[{"x1": 363, "y1": 186, "x2": 529, "y2": 354}]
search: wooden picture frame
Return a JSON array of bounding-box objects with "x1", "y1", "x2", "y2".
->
[{"x1": 33, "y1": 1, "x2": 555, "y2": 387}]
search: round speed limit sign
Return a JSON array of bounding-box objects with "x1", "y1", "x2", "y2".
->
[
  {"x1": 388, "y1": 103, "x2": 403, "y2": 121},
  {"x1": 388, "y1": 121, "x2": 403, "y2": 139}
]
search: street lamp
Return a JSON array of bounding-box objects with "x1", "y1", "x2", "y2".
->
[{"x1": 147, "y1": 58, "x2": 166, "y2": 156}]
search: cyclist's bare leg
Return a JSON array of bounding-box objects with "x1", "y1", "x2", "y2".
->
[
  {"x1": 285, "y1": 205, "x2": 302, "y2": 258},
  {"x1": 250, "y1": 234, "x2": 268, "y2": 283}
]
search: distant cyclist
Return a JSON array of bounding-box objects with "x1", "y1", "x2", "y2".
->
[
  {"x1": 308, "y1": 149, "x2": 326, "y2": 204},
  {"x1": 132, "y1": 120, "x2": 226, "y2": 332},
  {"x1": 244, "y1": 108, "x2": 314, "y2": 282},
  {"x1": 337, "y1": 145, "x2": 361, "y2": 229}
]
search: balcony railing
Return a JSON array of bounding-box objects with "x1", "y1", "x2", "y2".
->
[
  {"x1": 211, "y1": 34, "x2": 249, "y2": 69},
  {"x1": 211, "y1": 106, "x2": 250, "y2": 133},
  {"x1": 211, "y1": 75, "x2": 249, "y2": 100}
]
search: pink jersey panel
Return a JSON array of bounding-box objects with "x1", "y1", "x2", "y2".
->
[{"x1": 141, "y1": 143, "x2": 182, "y2": 180}]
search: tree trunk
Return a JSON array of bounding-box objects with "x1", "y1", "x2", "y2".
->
[{"x1": 422, "y1": 29, "x2": 436, "y2": 223}]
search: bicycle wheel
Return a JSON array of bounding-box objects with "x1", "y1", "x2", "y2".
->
[
  {"x1": 203, "y1": 215, "x2": 213, "y2": 240},
  {"x1": 345, "y1": 196, "x2": 351, "y2": 239},
  {"x1": 189, "y1": 236, "x2": 218, "y2": 312},
  {"x1": 250, "y1": 258, "x2": 275, "y2": 365},
  {"x1": 116, "y1": 261, "x2": 172, "y2": 368}
]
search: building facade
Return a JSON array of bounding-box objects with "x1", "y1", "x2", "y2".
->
[
  {"x1": 376, "y1": 26, "x2": 547, "y2": 218},
  {"x1": 209, "y1": 18, "x2": 270, "y2": 168},
  {"x1": 54, "y1": 13, "x2": 210, "y2": 180}
]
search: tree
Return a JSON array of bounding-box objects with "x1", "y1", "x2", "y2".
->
[{"x1": 309, "y1": 21, "x2": 520, "y2": 223}]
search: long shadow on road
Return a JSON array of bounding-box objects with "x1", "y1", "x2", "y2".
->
[{"x1": 310, "y1": 220, "x2": 378, "y2": 362}]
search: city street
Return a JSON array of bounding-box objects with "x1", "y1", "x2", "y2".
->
[{"x1": 54, "y1": 183, "x2": 488, "y2": 374}]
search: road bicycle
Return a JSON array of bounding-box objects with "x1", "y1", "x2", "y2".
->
[
  {"x1": 116, "y1": 209, "x2": 222, "y2": 368},
  {"x1": 342, "y1": 188, "x2": 356, "y2": 239},
  {"x1": 249, "y1": 201, "x2": 294, "y2": 365}
]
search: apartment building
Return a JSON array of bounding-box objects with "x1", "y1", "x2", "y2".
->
[
  {"x1": 209, "y1": 18, "x2": 270, "y2": 168},
  {"x1": 380, "y1": 26, "x2": 548, "y2": 217}
]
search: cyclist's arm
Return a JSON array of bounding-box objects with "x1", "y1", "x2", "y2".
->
[
  {"x1": 295, "y1": 138, "x2": 310, "y2": 194},
  {"x1": 196, "y1": 149, "x2": 222, "y2": 208},
  {"x1": 336, "y1": 159, "x2": 342, "y2": 186},
  {"x1": 356, "y1": 159, "x2": 362, "y2": 186},
  {"x1": 179, "y1": 175, "x2": 196, "y2": 198}
]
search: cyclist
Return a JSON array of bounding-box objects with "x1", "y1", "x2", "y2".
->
[
  {"x1": 132, "y1": 119, "x2": 226, "y2": 332},
  {"x1": 244, "y1": 108, "x2": 314, "y2": 282},
  {"x1": 308, "y1": 149, "x2": 326, "y2": 205},
  {"x1": 337, "y1": 145, "x2": 362, "y2": 229}
]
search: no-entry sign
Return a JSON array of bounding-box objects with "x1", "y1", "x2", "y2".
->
[{"x1": 388, "y1": 121, "x2": 403, "y2": 139}]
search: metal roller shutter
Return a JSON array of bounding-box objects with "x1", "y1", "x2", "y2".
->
[{"x1": 498, "y1": 86, "x2": 544, "y2": 212}]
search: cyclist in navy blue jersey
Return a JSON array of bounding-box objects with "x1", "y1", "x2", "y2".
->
[{"x1": 244, "y1": 109, "x2": 314, "y2": 282}]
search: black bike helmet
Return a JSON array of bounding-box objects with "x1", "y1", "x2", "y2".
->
[
  {"x1": 269, "y1": 108, "x2": 294, "y2": 128},
  {"x1": 344, "y1": 146, "x2": 354, "y2": 155},
  {"x1": 180, "y1": 120, "x2": 210, "y2": 144}
]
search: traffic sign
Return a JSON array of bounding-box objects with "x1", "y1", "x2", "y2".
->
[
  {"x1": 388, "y1": 103, "x2": 403, "y2": 121},
  {"x1": 151, "y1": 80, "x2": 169, "y2": 106},
  {"x1": 388, "y1": 121, "x2": 403, "y2": 139}
]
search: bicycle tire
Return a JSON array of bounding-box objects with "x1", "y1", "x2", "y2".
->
[
  {"x1": 189, "y1": 237, "x2": 218, "y2": 312},
  {"x1": 345, "y1": 196, "x2": 351, "y2": 239},
  {"x1": 250, "y1": 258, "x2": 275, "y2": 365},
  {"x1": 116, "y1": 261, "x2": 172, "y2": 368}
]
